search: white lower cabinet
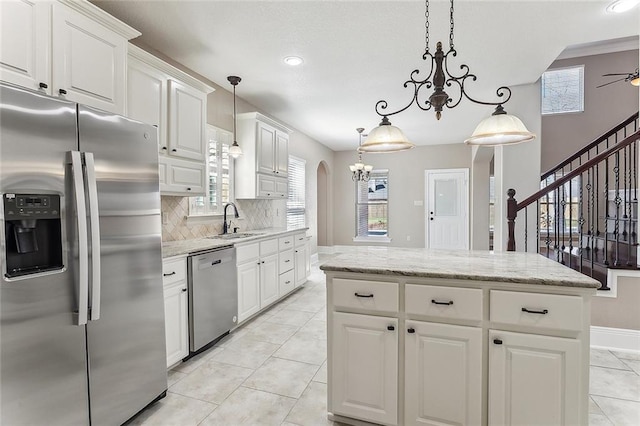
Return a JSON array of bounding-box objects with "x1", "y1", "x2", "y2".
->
[
  {"x1": 259, "y1": 253, "x2": 279, "y2": 307},
  {"x1": 331, "y1": 312, "x2": 398, "y2": 426},
  {"x1": 162, "y1": 257, "x2": 188, "y2": 368},
  {"x1": 294, "y1": 242, "x2": 308, "y2": 287},
  {"x1": 237, "y1": 258, "x2": 260, "y2": 323},
  {"x1": 488, "y1": 330, "x2": 581, "y2": 426},
  {"x1": 405, "y1": 321, "x2": 482, "y2": 426}
]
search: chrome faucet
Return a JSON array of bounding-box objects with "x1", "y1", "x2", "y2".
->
[{"x1": 222, "y1": 202, "x2": 239, "y2": 234}]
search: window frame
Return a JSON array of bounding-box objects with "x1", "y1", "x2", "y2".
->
[
  {"x1": 286, "y1": 155, "x2": 306, "y2": 229},
  {"x1": 353, "y1": 169, "x2": 391, "y2": 243},
  {"x1": 188, "y1": 125, "x2": 234, "y2": 217},
  {"x1": 541, "y1": 65, "x2": 585, "y2": 116}
]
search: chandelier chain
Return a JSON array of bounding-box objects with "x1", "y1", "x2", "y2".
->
[
  {"x1": 424, "y1": 0, "x2": 430, "y2": 54},
  {"x1": 449, "y1": 0, "x2": 455, "y2": 50}
]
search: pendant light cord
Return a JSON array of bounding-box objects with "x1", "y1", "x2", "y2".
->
[{"x1": 233, "y1": 84, "x2": 237, "y2": 143}]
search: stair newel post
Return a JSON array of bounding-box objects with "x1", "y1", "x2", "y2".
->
[{"x1": 507, "y1": 189, "x2": 517, "y2": 251}]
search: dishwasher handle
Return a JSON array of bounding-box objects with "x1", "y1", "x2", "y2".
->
[{"x1": 193, "y1": 249, "x2": 235, "y2": 270}]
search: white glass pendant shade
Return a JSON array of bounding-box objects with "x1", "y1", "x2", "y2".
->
[
  {"x1": 364, "y1": 165, "x2": 373, "y2": 172},
  {"x1": 349, "y1": 165, "x2": 357, "y2": 172},
  {"x1": 631, "y1": 76, "x2": 639, "y2": 86},
  {"x1": 464, "y1": 106, "x2": 536, "y2": 146},
  {"x1": 359, "y1": 117, "x2": 415, "y2": 153},
  {"x1": 229, "y1": 141, "x2": 243, "y2": 158}
]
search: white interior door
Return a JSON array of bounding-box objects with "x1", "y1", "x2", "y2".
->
[{"x1": 425, "y1": 169, "x2": 469, "y2": 249}]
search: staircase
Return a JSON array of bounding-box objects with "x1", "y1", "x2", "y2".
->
[{"x1": 507, "y1": 112, "x2": 640, "y2": 290}]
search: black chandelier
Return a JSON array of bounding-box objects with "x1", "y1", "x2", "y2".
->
[{"x1": 360, "y1": 0, "x2": 535, "y2": 152}]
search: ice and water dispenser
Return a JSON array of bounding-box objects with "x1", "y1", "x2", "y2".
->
[{"x1": 3, "y1": 194, "x2": 63, "y2": 278}]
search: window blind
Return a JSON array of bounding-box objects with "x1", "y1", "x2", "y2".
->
[{"x1": 287, "y1": 155, "x2": 306, "y2": 229}]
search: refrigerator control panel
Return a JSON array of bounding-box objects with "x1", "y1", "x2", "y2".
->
[{"x1": 3, "y1": 194, "x2": 60, "y2": 220}]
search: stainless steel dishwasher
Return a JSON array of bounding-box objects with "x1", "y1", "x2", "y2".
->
[{"x1": 187, "y1": 246, "x2": 237, "y2": 354}]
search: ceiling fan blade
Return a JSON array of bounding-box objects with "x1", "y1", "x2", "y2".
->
[
  {"x1": 596, "y1": 78, "x2": 626, "y2": 88},
  {"x1": 601, "y1": 73, "x2": 630, "y2": 76}
]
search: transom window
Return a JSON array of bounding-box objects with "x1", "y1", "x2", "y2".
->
[
  {"x1": 355, "y1": 170, "x2": 389, "y2": 240},
  {"x1": 541, "y1": 65, "x2": 584, "y2": 115},
  {"x1": 189, "y1": 125, "x2": 234, "y2": 216}
]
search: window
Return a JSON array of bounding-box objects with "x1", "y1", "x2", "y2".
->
[
  {"x1": 189, "y1": 125, "x2": 233, "y2": 215},
  {"x1": 541, "y1": 65, "x2": 584, "y2": 115},
  {"x1": 539, "y1": 172, "x2": 581, "y2": 234},
  {"x1": 287, "y1": 155, "x2": 306, "y2": 229},
  {"x1": 355, "y1": 170, "x2": 389, "y2": 240}
]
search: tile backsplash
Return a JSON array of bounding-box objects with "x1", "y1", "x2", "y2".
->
[{"x1": 161, "y1": 196, "x2": 286, "y2": 241}]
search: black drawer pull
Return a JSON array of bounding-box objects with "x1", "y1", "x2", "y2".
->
[
  {"x1": 211, "y1": 259, "x2": 221, "y2": 265},
  {"x1": 163, "y1": 271, "x2": 176, "y2": 277},
  {"x1": 431, "y1": 299, "x2": 454, "y2": 306},
  {"x1": 284, "y1": 259, "x2": 290, "y2": 263},
  {"x1": 284, "y1": 241, "x2": 290, "y2": 244},
  {"x1": 285, "y1": 280, "x2": 291, "y2": 284},
  {"x1": 39, "y1": 82, "x2": 48, "y2": 89},
  {"x1": 521, "y1": 307, "x2": 549, "y2": 315},
  {"x1": 354, "y1": 292, "x2": 374, "y2": 298},
  {"x1": 493, "y1": 338, "x2": 503, "y2": 345},
  {"x1": 58, "y1": 88, "x2": 67, "y2": 95},
  {"x1": 387, "y1": 325, "x2": 395, "y2": 331},
  {"x1": 181, "y1": 288, "x2": 187, "y2": 292},
  {"x1": 407, "y1": 328, "x2": 415, "y2": 334}
]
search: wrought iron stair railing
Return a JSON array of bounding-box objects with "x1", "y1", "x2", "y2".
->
[{"x1": 506, "y1": 113, "x2": 639, "y2": 290}]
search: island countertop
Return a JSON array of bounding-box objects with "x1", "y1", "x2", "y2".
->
[{"x1": 320, "y1": 247, "x2": 600, "y2": 288}]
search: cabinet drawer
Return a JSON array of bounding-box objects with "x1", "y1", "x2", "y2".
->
[
  {"x1": 236, "y1": 243, "x2": 259, "y2": 264},
  {"x1": 294, "y1": 233, "x2": 307, "y2": 247},
  {"x1": 260, "y1": 238, "x2": 278, "y2": 256},
  {"x1": 279, "y1": 269, "x2": 295, "y2": 296},
  {"x1": 333, "y1": 278, "x2": 398, "y2": 313},
  {"x1": 405, "y1": 284, "x2": 483, "y2": 321},
  {"x1": 279, "y1": 248, "x2": 294, "y2": 274},
  {"x1": 162, "y1": 257, "x2": 186, "y2": 286},
  {"x1": 279, "y1": 235, "x2": 294, "y2": 251},
  {"x1": 490, "y1": 290, "x2": 583, "y2": 331}
]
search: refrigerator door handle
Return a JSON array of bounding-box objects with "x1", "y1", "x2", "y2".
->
[
  {"x1": 84, "y1": 152, "x2": 101, "y2": 321},
  {"x1": 70, "y1": 151, "x2": 89, "y2": 326}
]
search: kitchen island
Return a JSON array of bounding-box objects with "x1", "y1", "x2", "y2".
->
[{"x1": 320, "y1": 247, "x2": 599, "y2": 426}]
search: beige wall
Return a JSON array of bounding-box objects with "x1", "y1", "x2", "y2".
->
[
  {"x1": 541, "y1": 49, "x2": 639, "y2": 172},
  {"x1": 592, "y1": 277, "x2": 640, "y2": 330},
  {"x1": 332, "y1": 144, "x2": 472, "y2": 247},
  {"x1": 134, "y1": 42, "x2": 334, "y2": 255}
]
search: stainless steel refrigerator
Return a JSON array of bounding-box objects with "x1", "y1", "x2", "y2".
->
[{"x1": 0, "y1": 82, "x2": 167, "y2": 425}]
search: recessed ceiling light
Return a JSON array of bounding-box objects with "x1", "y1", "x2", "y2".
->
[
  {"x1": 284, "y1": 56, "x2": 303, "y2": 66},
  {"x1": 606, "y1": 0, "x2": 640, "y2": 13}
]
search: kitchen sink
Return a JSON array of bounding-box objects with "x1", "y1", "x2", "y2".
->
[{"x1": 209, "y1": 232, "x2": 263, "y2": 240}]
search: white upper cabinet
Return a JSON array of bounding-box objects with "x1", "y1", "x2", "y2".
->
[
  {"x1": 0, "y1": 0, "x2": 50, "y2": 92},
  {"x1": 235, "y1": 112, "x2": 292, "y2": 199},
  {"x1": 0, "y1": 0, "x2": 139, "y2": 114},
  {"x1": 168, "y1": 80, "x2": 207, "y2": 161},
  {"x1": 127, "y1": 55, "x2": 168, "y2": 151}
]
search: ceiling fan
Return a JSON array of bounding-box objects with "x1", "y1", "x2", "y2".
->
[{"x1": 596, "y1": 68, "x2": 640, "y2": 88}]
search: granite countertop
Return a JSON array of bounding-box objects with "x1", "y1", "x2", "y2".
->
[
  {"x1": 162, "y1": 227, "x2": 309, "y2": 258},
  {"x1": 320, "y1": 247, "x2": 600, "y2": 288}
]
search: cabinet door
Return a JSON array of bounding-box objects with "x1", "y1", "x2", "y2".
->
[
  {"x1": 164, "y1": 283, "x2": 188, "y2": 367},
  {"x1": 168, "y1": 79, "x2": 206, "y2": 161},
  {"x1": 256, "y1": 121, "x2": 276, "y2": 174},
  {"x1": 275, "y1": 131, "x2": 289, "y2": 177},
  {"x1": 331, "y1": 312, "x2": 398, "y2": 425},
  {"x1": 237, "y1": 261, "x2": 260, "y2": 323},
  {"x1": 294, "y1": 244, "x2": 308, "y2": 287},
  {"x1": 405, "y1": 321, "x2": 482, "y2": 426},
  {"x1": 127, "y1": 57, "x2": 168, "y2": 153},
  {"x1": 0, "y1": 0, "x2": 50, "y2": 92},
  {"x1": 160, "y1": 157, "x2": 205, "y2": 196},
  {"x1": 257, "y1": 173, "x2": 277, "y2": 198},
  {"x1": 489, "y1": 330, "x2": 581, "y2": 426},
  {"x1": 260, "y1": 253, "x2": 279, "y2": 307},
  {"x1": 274, "y1": 177, "x2": 288, "y2": 198},
  {"x1": 52, "y1": 3, "x2": 126, "y2": 114}
]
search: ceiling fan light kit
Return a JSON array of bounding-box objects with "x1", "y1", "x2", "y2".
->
[
  {"x1": 597, "y1": 68, "x2": 640, "y2": 88},
  {"x1": 367, "y1": 0, "x2": 535, "y2": 150}
]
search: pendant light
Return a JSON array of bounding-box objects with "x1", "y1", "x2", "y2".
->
[
  {"x1": 367, "y1": 0, "x2": 535, "y2": 149},
  {"x1": 227, "y1": 76, "x2": 243, "y2": 158},
  {"x1": 349, "y1": 128, "x2": 374, "y2": 181}
]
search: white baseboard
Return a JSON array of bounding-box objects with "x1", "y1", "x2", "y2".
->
[{"x1": 591, "y1": 326, "x2": 640, "y2": 352}]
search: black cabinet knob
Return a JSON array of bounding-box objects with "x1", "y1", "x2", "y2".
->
[
  {"x1": 181, "y1": 288, "x2": 187, "y2": 292},
  {"x1": 171, "y1": 148, "x2": 177, "y2": 152},
  {"x1": 161, "y1": 147, "x2": 167, "y2": 150},
  {"x1": 39, "y1": 82, "x2": 48, "y2": 89},
  {"x1": 187, "y1": 188, "x2": 191, "y2": 191},
  {"x1": 58, "y1": 88, "x2": 67, "y2": 95},
  {"x1": 407, "y1": 328, "x2": 415, "y2": 334}
]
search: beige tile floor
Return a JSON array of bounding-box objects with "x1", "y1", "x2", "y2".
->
[{"x1": 130, "y1": 259, "x2": 640, "y2": 426}]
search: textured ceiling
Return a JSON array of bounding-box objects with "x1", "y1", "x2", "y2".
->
[{"x1": 92, "y1": 1, "x2": 639, "y2": 151}]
